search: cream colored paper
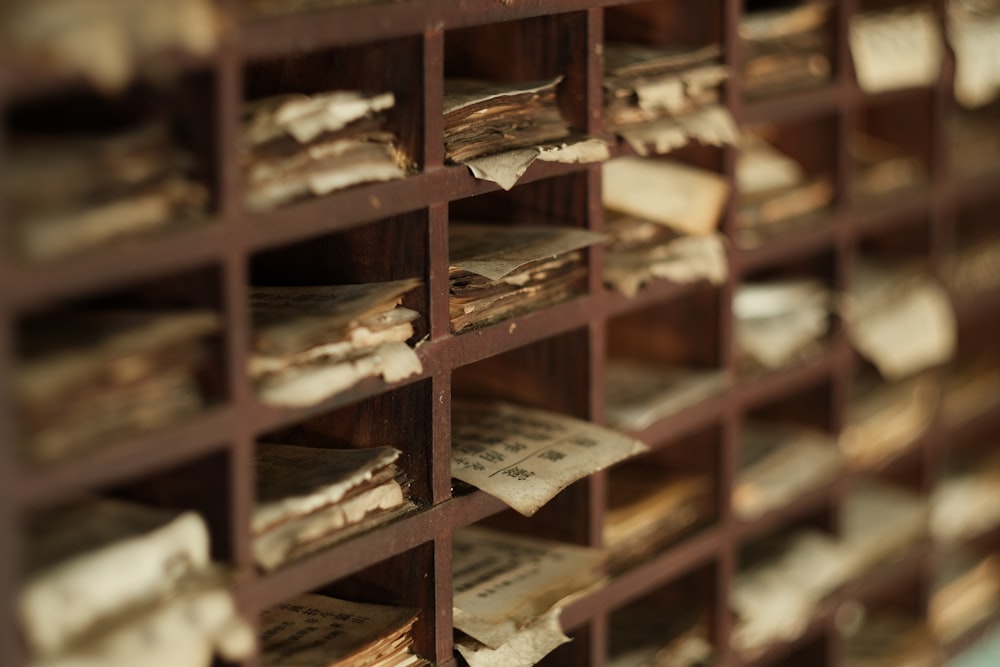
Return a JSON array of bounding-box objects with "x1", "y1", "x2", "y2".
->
[
  {"x1": 737, "y1": 137, "x2": 805, "y2": 196},
  {"x1": 840, "y1": 378, "x2": 938, "y2": 469},
  {"x1": 841, "y1": 480, "x2": 926, "y2": 579},
  {"x1": 20, "y1": 500, "x2": 211, "y2": 657},
  {"x1": 931, "y1": 554, "x2": 1000, "y2": 642},
  {"x1": 618, "y1": 106, "x2": 740, "y2": 156},
  {"x1": 950, "y1": 9, "x2": 1000, "y2": 108},
  {"x1": 605, "y1": 362, "x2": 728, "y2": 431},
  {"x1": 850, "y1": 7, "x2": 944, "y2": 92},
  {"x1": 450, "y1": 224, "x2": 606, "y2": 282},
  {"x1": 931, "y1": 452, "x2": 1000, "y2": 543},
  {"x1": 464, "y1": 138, "x2": 610, "y2": 191},
  {"x1": 735, "y1": 280, "x2": 831, "y2": 370},
  {"x1": 451, "y1": 400, "x2": 648, "y2": 516},
  {"x1": 443, "y1": 77, "x2": 563, "y2": 116},
  {"x1": 605, "y1": 233, "x2": 729, "y2": 297},
  {"x1": 243, "y1": 91, "x2": 395, "y2": 147},
  {"x1": 602, "y1": 157, "x2": 728, "y2": 237}
]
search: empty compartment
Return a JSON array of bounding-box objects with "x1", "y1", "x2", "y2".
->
[
  {"x1": 13, "y1": 265, "x2": 226, "y2": 465},
  {"x1": 248, "y1": 213, "x2": 428, "y2": 409},
  {"x1": 607, "y1": 562, "x2": 717, "y2": 666},
  {"x1": 3, "y1": 75, "x2": 217, "y2": 262},
  {"x1": 604, "y1": 427, "x2": 719, "y2": 573},
  {"x1": 853, "y1": 93, "x2": 932, "y2": 204},
  {"x1": 736, "y1": 115, "x2": 838, "y2": 247},
  {"x1": 606, "y1": 285, "x2": 727, "y2": 433},
  {"x1": 740, "y1": 0, "x2": 836, "y2": 99},
  {"x1": 242, "y1": 36, "x2": 423, "y2": 212}
]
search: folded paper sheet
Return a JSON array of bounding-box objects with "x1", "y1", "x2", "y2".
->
[
  {"x1": 850, "y1": 6, "x2": 944, "y2": 93},
  {"x1": 605, "y1": 361, "x2": 728, "y2": 431},
  {"x1": 734, "y1": 279, "x2": 832, "y2": 371},
  {"x1": 451, "y1": 399, "x2": 648, "y2": 516}
]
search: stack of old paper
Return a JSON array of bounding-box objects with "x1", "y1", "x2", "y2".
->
[
  {"x1": 452, "y1": 526, "x2": 605, "y2": 667},
  {"x1": 605, "y1": 359, "x2": 728, "y2": 432},
  {"x1": 930, "y1": 551, "x2": 1000, "y2": 642},
  {"x1": 260, "y1": 594, "x2": 428, "y2": 667},
  {"x1": 731, "y1": 530, "x2": 846, "y2": 656},
  {"x1": 734, "y1": 422, "x2": 841, "y2": 520},
  {"x1": 740, "y1": 0, "x2": 833, "y2": 98},
  {"x1": 839, "y1": 376, "x2": 938, "y2": 470},
  {"x1": 249, "y1": 279, "x2": 423, "y2": 408},
  {"x1": 443, "y1": 77, "x2": 609, "y2": 189},
  {"x1": 736, "y1": 133, "x2": 833, "y2": 245},
  {"x1": 850, "y1": 5, "x2": 944, "y2": 93},
  {"x1": 950, "y1": 231, "x2": 1000, "y2": 297},
  {"x1": 843, "y1": 261, "x2": 957, "y2": 381},
  {"x1": 252, "y1": 444, "x2": 412, "y2": 571},
  {"x1": 931, "y1": 450, "x2": 1000, "y2": 544},
  {"x1": 451, "y1": 399, "x2": 648, "y2": 516},
  {"x1": 602, "y1": 157, "x2": 730, "y2": 297},
  {"x1": 840, "y1": 480, "x2": 926, "y2": 580},
  {"x1": 15, "y1": 309, "x2": 220, "y2": 464},
  {"x1": 949, "y1": 0, "x2": 1000, "y2": 109},
  {"x1": 6, "y1": 122, "x2": 209, "y2": 262},
  {"x1": 3, "y1": 0, "x2": 217, "y2": 92},
  {"x1": 19, "y1": 498, "x2": 253, "y2": 667},
  {"x1": 604, "y1": 460, "x2": 713, "y2": 573},
  {"x1": 448, "y1": 223, "x2": 605, "y2": 332},
  {"x1": 241, "y1": 90, "x2": 412, "y2": 211},
  {"x1": 842, "y1": 611, "x2": 938, "y2": 667},
  {"x1": 852, "y1": 133, "x2": 925, "y2": 201},
  {"x1": 602, "y1": 43, "x2": 738, "y2": 155},
  {"x1": 943, "y1": 352, "x2": 1000, "y2": 426},
  {"x1": 734, "y1": 279, "x2": 832, "y2": 372},
  {"x1": 608, "y1": 603, "x2": 712, "y2": 667}
]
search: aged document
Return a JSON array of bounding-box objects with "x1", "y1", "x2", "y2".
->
[
  {"x1": 840, "y1": 480, "x2": 926, "y2": 579},
  {"x1": 850, "y1": 6, "x2": 944, "y2": 92},
  {"x1": 462, "y1": 138, "x2": 610, "y2": 191},
  {"x1": 842, "y1": 612, "x2": 938, "y2": 667},
  {"x1": 605, "y1": 361, "x2": 728, "y2": 431},
  {"x1": 451, "y1": 399, "x2": 648, "y2": 516},
  {"x1": 608, "y1": 604, "x2": 712, "y2": 667},
  {"x1": 840, "y1": 377, "x2": 938, "y2": 469},
  {"x1": 931, "y1": 451, "x2": 1000, "y2": 543},
  {"x1": 450, "y1": 224, "x2": 606, "y2": 282},
  {"x1": 452, "y1": 526, "x2": 605, "y2": 666},
  {"x1": 931, "y1": 552, "x2": 1000, "y2": 642},
  {"x1": 734, "y1": 280, "x2": 832, "y2": 371},
  {"x1": 740, "y1": 0, "x2": 832, "y2": 97},
  {"x1": 949, "y1": 0, "x2": 1000, "y2": 108},
  {"x1": 260, "y1": 593, "x2": 427, "y2": 667},
  {"x1": 604, "y1": 227, "x2": 728, "y2": 297}
]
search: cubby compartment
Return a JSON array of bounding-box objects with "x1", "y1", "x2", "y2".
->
[
  {"x1": 950, "y1": 194, "x2": 1000, "y2": 300},
  {"x1": 930, "y1": 546, "x2": 1000, "y2": 648},
  {"x1": 2, "y1": 73, "x2": 217, "y2": 263},
  {"x1": 604, "y1": 426, "x2": 719, "y2": 573},
  {"x1": 736, "y1": 115, "x2": 838, "y2": 247},
  {"x1": 931, "y1": 438, "x2": 1000, "y2": 551},
  {"x1": 737, "y1": 379, "x2": 840, "y2": 523},
  {"x1": 259, "y1": 542, "x2": 437, "y2": 665},
  {"x1": 734, "y1": 249, "x2": 838, "y2": 375},
  {"x1": 605, "y1": 285, "x2": 727, "y2": 435},
  {"x1": 241, "y1": 36, "x2": 424, "y2": 212},
  {"x1": 605, "y1": 0, "x2": 722, "y2": 48},
  {"x1": 942, "y1": 325, "x2": 1000, "y2": 432},
  {"x1": 248, "y1": 213, "x2": 428, "y2": 410},
  {"x1": 11, "y1": 264, "x2": 226, "y2": 466},
  {"x1": 739, "y1": 0, "x2": 837, "y2": 100},
  {"x1": 951, "y1": 101, "x2": 1000, "y2": 180},
  {"x1": 853, "y1": 93, "x2": 932, "y2": 204},
  {"x1": 606, "y1": 562, "x2": 717, "y2": 666}
]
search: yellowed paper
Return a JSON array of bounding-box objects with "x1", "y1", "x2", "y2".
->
[
  {"x1": 618, "y1": 106, "x2": 740, "y2": 156},
  {"x1": 840, "y1": 378, "x2": 938, "y2": 469},
  {"x1": 451, "y1": 400, "x2": 648, "y2": 516},
  {"x1": 455, "y1": 607, "x2": 569, "y2": 667},
  {"x1": 605, "y1": 361, "x2": 728, "y2": 431},
  {"x1": 464, "y1": 139, "x2": 610, "y2": 191},
  {"x1": 737, "y1": 136, "x2": 805, "y2": 196},
  {"x1": 735, "y1": 280, "x2": 831, "y2": 370},
  {"x1": 244, "y1": 91, "x2": 395, "y2": 147},
  {"x1": 931, "y1": 452, "x2": 1000, "y2": 543},
  {"x1": 931, "y1": 554, "x2": 1000, "y2": 642},
  {"x1": 949, "y1": 4, "x2": 1000, "y2": 108},
  {"x1": 850, "y1": 7, "x2": 944, "y2": 92},
  {"x1": 602, "y1": 157, "x2": 729, "y2": 236},
  {"x1": 841, "y1": 480, "x2": 926, "y2": 579},
  {"x1": 450, "y1": 224, "x2": 606, "y2": 282},
  {"x1": 443, "y1": 77, "x2": 563, "y2": 116},
  {"x1": 605, "y1": 233, "x2": 729, "y2": 297}
]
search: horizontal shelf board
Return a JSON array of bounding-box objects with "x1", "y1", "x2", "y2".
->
[
  {"x1": 603, "y1": 279, "x2": 712, "y2": 320},
  {"x1": 849, "y1": 83, "x2": 941, "y2": 109},
  {"x1": 943, "y1": 399, "x2": 1000, "y2": 447},
  {"x1": 948, "y1": 169, "x2": 1000, "y2": 207},
  {"x1": 628, "y1": 389, "x2": 729, "y2": 451},
  {"x1": 244, "y1": 175, "x2": 433, "y2": 253},
  {"x1": 447, "y1": 488, "x2": 511, "y2": 528},
  {"x1": 735, "y1": 341, "x2": 846, "y2": 410},
  {"x1": 14, "y1": 409, "x2": 234, "y2": 509},
  {"x1": 561, "y1": 527, "x2": 723, "y2": 630},
  {"x1": 734, "y1": 218, "x2": 840, "y2": 277},
  {"x1": 850, "y1": 191, "x2": 934, "y2": 239},
  {"x1": 0, "y1": 222, "x2": 225, "y2": 312},
  {"x1": 734, "y1": 477, "x2": 841, "y2": 544},
  {"x1": 737, "y1": 83, "x2": 846, "y2": 125}
]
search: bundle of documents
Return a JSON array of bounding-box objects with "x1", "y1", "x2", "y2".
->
[
  {"x1": 842, "y1": 612, "x2": 938, "y2": 667},
  {"x1": 850, "y1": 4, "x2": 944, "y2": 93},
  {"x1": 852, "y1": 133, "x2": 925, "y2": 201},
  {"x1": 602, "y1": 43, "x2": 738, "y2": 155},
  {"x1": 443, "y1": 77, "x2": 609, "y2": 189},
  {"x1": 448, "y1": 223, "x2": 605, "y2": 332},
  {"x1": 452, "y1": 526, "x2": 605, "y2": 667},
  {"x1": 15, "y1": 309, "x2": 220, "y2": 464},
  {"x1": 931, "y1": 451, "x2": 1000, "y2": 543},
  {"x1": 734, "y1": 279, "x2": 832, "y2": 372},
  {"x1": 930, "y1": 551, "x2": 1000, "y2": 642},
  {"x1": 608, "y1": 603, "x2": 712, "y2": 667},
  {"x1": 740, "y1": 0, "x2": 833, "y2": 98},
  {"x1": 951, "y1": 105, "x2": 1000, "y2": 178},
  {"x1": 19, "y1": 499, "x2": 252, "y2": 667},
  {"x1": 241, "y1": 90, "x2": 412, "y2": 211},
  {"x1": 249, "y1": 279, "x2": 423, "y2": 408},
  {"x1": 602, "y1": 157, "x2": 729, "y2": 296},
  {"x1": 6, "y1": 122, "x2": 209, "y2": 261},
  {"x1": 605, "y1": 360, "x2": 728, "y2": 432},
  {"x1": 734, "y1": 422, "x2": 841, "y2": 520},
  {"x1": 260, "y1": 594, "x2": 428, "y2": 667},
  {"x1": 949, "y1": 229, "x2": 1000, "y2": 297},
  {"x1": 950, "y1": 0, "x2": 1000, "y2": 108},
  {"x1": 839, "y1": 480, "x2": 926, "y2": 580},
  {"x1": 731, "y1": 530, "x2": 846, "y2": 656},
  {"x1": 839, "y1": 376, "x2": 938, "y2": 470},
  {"x1": 451, "y1": 399, "x2": 648, "y2": 516},
  {"x1": 605, "y1": 461, "x2": 713, "y2": 573},
  {"x1": 253, "y1": 444, "x2": 412, "y2": 570},
  {"x1": 843, "y1": 261, "x2": 957, "y2": 381},
  {"x1": 736, "y1": 133, "x2": 833, "y2": 245},
  {"x1": 3, "y1": 0, "x2": 217, "y2": 92},
  {"x1": 942, "y1": 352, "x2": 1000, "y2": 426}
]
